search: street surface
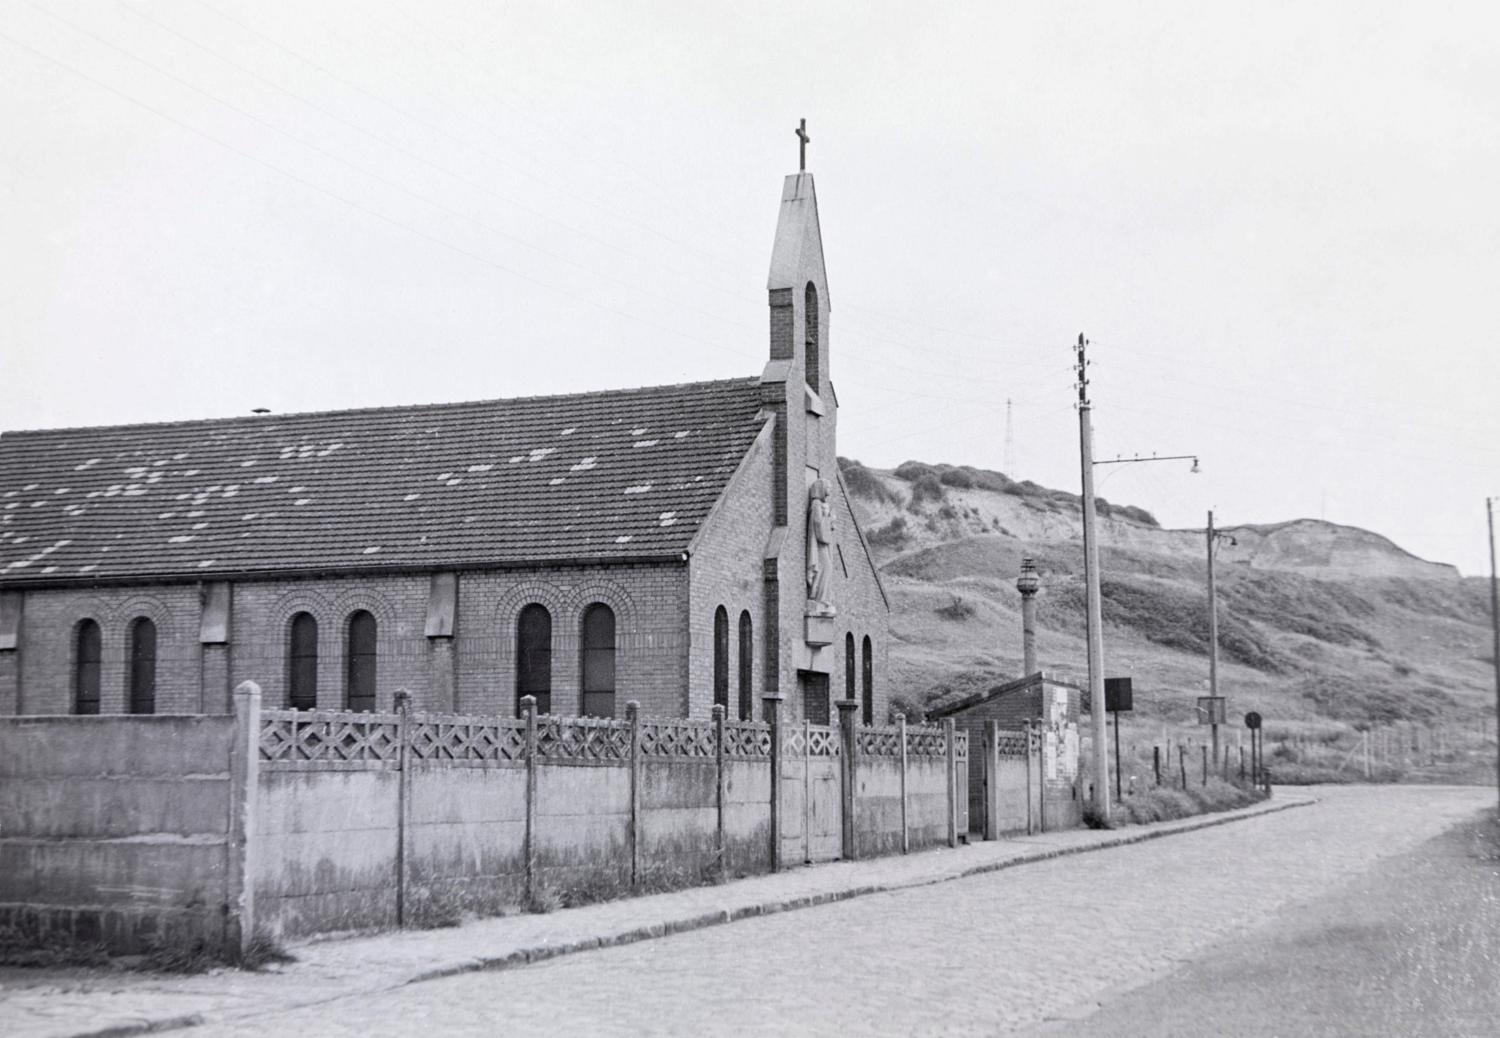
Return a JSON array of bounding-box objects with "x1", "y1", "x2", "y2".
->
[{"x1": 199, "y1": 785, "x2": 1493, "y2": 1037}]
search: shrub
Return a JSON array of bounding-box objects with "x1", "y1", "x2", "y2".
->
[
  {"x1": 910, "y1": 473, "x2": 945, "y2": 505},
  {"x1": 894, "y1": 461, "x2": 940, "y2": 483},
  {"x1": 1118, "y1": 504, "x2": 1160, "y2": 527},
  {"x1": 935, "y1": 595, "x2": 976, "y2": 621},
  {"x1": 937, "y1": 503, "x2": 958, "y2": 520},
  {"x1": 938, "y1": 468, "x2": 973, "y2": 489},
  {"x1": 866, "y1": 516, "x2": 909, "y2": 549},
  {"x1": 838, "y1": 458, "x2": 897, "y2": 504}
]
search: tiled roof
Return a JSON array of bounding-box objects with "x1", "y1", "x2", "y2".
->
[{"x1": 0, "y1": 379, "x2": 769, "y2": 585}]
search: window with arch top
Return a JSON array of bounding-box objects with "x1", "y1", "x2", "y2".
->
[
  {"x1": 738, "y1": 611, "x2": 754, "y2": 721},
  {"x1": 516, "y1": 603, "x2": 552, "y2": 716},
  {"x1": 288, "y1": 612, "x2": 318, "y2": 710},
  {"x1": 712, "y1": 606, "x2": 729, "y2": 712},
  {"x1": 861, "y1": 635, "x2": 874, "y2": 725},
  {"x1": 128, "y1": 617, "x2": 157, "y2": 715},
  {"x1": 346, "y1": 610, "x2": 377, "y2": 713},
  {"x1": 844, "y1": 632, "x2": 856, "y2": 702},
  {"x1": 581, "y1": 603, "x2": 616, "y2": 718},
  {"x1": 74, "y1": 619, "x2": 101, "y2": 715},
  {"x1": 804, "y1": 282, "x2": 820, "y2": 392}
]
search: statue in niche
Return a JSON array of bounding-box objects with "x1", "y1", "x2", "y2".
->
[{"x1": 806, "y1": 479, "x2": 836, "y2": 616}]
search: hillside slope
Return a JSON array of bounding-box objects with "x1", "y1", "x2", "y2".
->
[{"x1": 842, "y1": 459, "x2": 1494, "y2": 734}]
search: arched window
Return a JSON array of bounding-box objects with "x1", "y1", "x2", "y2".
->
[
  {"x1": 74, "y1": 619, "x2": 101, "y2": 715},
  {"x1": 128, "y1": 617, "x2": 157, "y2": 715},
  {"x1": 861, "y1": 636, "x2": 874, "y2": 726},
  {"x1": 516, "y1": 604, "x2": 552, "y2": 715},
  {"x1": 712, "y1": 606, "x2": 729, "y2": 712},
  {"x1": 581, "y1": 603, "x2": 616, "y2": 718},
  {"x1": 738, "y1": 611, "x2": 753, "y2": 721},
  {"x1": 844, "y1": 632, "x2": 856, "y2": 702},
  {"x1": 288, "y1": 612, "x2": 318, "y2": 710},
  {"x1": 346, "y1": 610, "x2": 377, "y2": 712},
  {"x1": 804, "y1": 282, "x2": 820, "y2": 392}
]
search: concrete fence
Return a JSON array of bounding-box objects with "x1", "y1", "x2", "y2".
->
[{"x1": 0, "y1": 683, "x2": 969, "y2": 954}]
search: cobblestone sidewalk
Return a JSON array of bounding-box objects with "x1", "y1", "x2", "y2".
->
[{"x1": 0, "y1": 795, "x2": 1311, "y2": 1038}]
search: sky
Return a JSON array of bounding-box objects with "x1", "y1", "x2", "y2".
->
[{"x1": 3, "y1": 1, "x2": 1498, "y2": 573}]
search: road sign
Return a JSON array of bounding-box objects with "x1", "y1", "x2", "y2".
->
[
  {"x1": 1197, "y1": 696, "x2": 1227, "y2": 725},
  {"x1": 1105, "y1": 677, "x2": 1133, "y2": 713},
  {"x1": 1245, "y1": 711, "x2": 1262, "y2": 730}
]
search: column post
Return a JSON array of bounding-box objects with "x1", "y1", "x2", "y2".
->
[
  {"x1": 944, "y1": 717, "x2": 959, "y2": 848},
  {"x1": 394, "y1": 689, "x2": 411, "y2": 927},
  {"x1": 521, "y1": 695, "x2": 538, "y2": 905},
  {"x1": 226, "y1": 680, "x2": 261, "y2": 961},
  {"x1": 836, "y1": 699, "x2": 859, "y2": 860},
  {"x1": 763, "y1": 693, "x2": 785, "y2": 872},
  {"x1": 713, "y1": 704, "x2": 727, "y2": 881},
  {"x1": 898, "y1": 713, "x2": 909, "y2": 854},
  {"x1": 627, "y1": 700, "x2": 642, "y2": 888}
]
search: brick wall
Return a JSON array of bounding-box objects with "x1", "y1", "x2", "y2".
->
[{"x1": 3, "y1": 563, "x2": 691, "y2": 718}]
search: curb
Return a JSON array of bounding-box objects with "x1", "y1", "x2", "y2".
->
[{"x1": 74, "y1": 794, "x2": 1315, "y2": 1037}]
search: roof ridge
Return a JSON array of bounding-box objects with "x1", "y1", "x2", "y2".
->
[{"x1": 1, "y1": 375, "x2": 760, "y2": 439}]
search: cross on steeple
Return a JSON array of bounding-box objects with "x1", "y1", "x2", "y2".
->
[{"x1": 795, "y1": 118, "x2": 810, "y2": 172}]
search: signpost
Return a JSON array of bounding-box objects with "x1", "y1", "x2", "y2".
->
[
  {"x1": 1106, "y1": 677, "x2": 1133, "y2": 800},
  {"x1": 1245, "y1": 711, "x2": 1263, "y2": 787}
]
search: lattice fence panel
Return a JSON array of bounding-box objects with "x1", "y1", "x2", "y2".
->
[
  {"x1": 806, "y1": 724, "x2": 841, "y2": 758},
  {"x1": 995, "y1": 730, "x2": 1030, "y2": 759},
  {"x1": 535, "y1": 716, "x2": 631, "y2": 763},
  {"x1": 639, "y1": 718, "x2": 717, "y2": 759},
  {"x1": 855, "y1": 726, "x2": 903, "y2": 757},
  {"x1": 905, "y1": 725, "x2": 949, "y2": 758},
  {"x1": 409, "y1": 714, "x2": 526, "y2": 764},
  {"x1": 955, "y1": 729, "x2": 969, "y2": 762},
  {"x1": 722, "y1": 721, "x2": 772, "y2": 759},
  {"x1": 259, "y1": 709, "x2": 400, "y2": 767}
]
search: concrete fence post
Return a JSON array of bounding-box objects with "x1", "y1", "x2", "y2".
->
[
  {"x1": 981, "y1": 720, "x2": 996, "y2": 841},
  {"x1": 897, "y1": 714, "x2": 909, "y2": 854},
  {"x1": 521, "y1": 695, "x2": 538, "y2": 905},
  {"x1": 626, "y1": 700, "x2": 642, "y2": 889},
  {"x1": 394, "y1": 689, "x2": 411, "y2": 928},
  {"x1": 226, "y1": 680, "x2": 261, "y2": 961},
  {"x1": 944, "y1": 717, "x2": 958, "y2": 848},
  {"x1": 763, "y1": 693, "x2": 784, "y2": 872},
  {"x1": 836, "y1": 699, "x2": 859, "y2": 861},
  {"x1": 712, "y1": 705, "x2": 727, "y2": 881}
]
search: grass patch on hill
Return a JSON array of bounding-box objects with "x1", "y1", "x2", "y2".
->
[{"x1": 885, "y1": 458, "x2": 1159, "y2": 526}]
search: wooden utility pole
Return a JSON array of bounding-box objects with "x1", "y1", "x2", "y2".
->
[
  {"x1": 1489, "y1": 498, "x2": 1500, "y2": 814},
  {"x1": 1207, "y1": 509, "x2": 1221, "y2": 767},
  {"x1": 1076, "y1": 334, "x2": 1110, "y2": 820}
]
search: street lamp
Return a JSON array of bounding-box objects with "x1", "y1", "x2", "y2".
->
[{"x1": 1016, "y1": 558, "x2": 1041, "y2": 676}]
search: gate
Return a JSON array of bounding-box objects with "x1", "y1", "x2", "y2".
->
[{"x1": 780, "y1": 720, "x2": 843, "y2": 863}]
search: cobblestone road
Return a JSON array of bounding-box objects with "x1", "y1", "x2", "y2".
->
[{"x1": 202, "y1": 785, "x2": 1490, "y2": 1037}]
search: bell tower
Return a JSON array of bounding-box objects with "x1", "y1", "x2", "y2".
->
[{"x1": 760, "y1": 124, "x2": 839, "y2": 721}]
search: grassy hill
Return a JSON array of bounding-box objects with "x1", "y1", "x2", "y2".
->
[{"x1": 842, "y1": 458, "x2": 1496, "y2": 780}]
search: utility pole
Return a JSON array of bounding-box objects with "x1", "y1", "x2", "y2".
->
[
  {"x1": 1489, "y1": 498, "x2": 1500, "y2": 815},
  {"x1": 1076, "y1": 334, "x2": 1110, "y2": 820},
  {"x1": 1207, "y1": 510, "x2": 1224, "y2": 768},
  {"x1": 1004, "y1": 398, "x2": 1015, "y2": 475}
]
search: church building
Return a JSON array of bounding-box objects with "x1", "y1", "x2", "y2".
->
[{"x1": 0, "y1": 167, "x2": 890, "y2": 726}]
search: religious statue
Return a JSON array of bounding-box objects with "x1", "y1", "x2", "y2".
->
[{"x1": 805, "y1": 479, "x2": 836, "y2": 616}]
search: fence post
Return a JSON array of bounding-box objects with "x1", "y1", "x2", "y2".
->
[
  {"x1": 1153, "y1": 745, "x2": 1161, "y2": 787},
  {"x1": 1178, "y1": 745, "x2": 1187, "y2": 789},
  {"x1": 712, "y1": 704, "x2": 727, "y2": 881},
  {"x1": 763, "y1": 693, "x2": 784, "y2": 872},
  {"x1": 837, "y1": 699, "x2": 859, "y2": 861},
  {"x1": 1200, "y1": 744, "x2": 1208, "y2": 787},
  {"x1": 982, "y1": 720, "x2": 998, "y2": 841},
  {"x1": 944, "y1": 717, "x2": 958, "y2": 848},
  {"x1": 898, "y1": 714, "x2": 910, "y2": 854},
  {"x1": 521, "y1": 695, "x2": 538, "y2": 906},
  {"x1": 226, "y1": 680, "x2": 261, "y2": 961},
  {"x1": 627, "y1": 700, "x2": 642, "y2": 889},
  {"x1": 394, "y1": 689, "x2": 411, "y2": 928}
]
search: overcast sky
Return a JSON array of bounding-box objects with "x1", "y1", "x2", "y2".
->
[{"x1": 3, "y1": 1, "x2": 1497, "y2": 573}]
